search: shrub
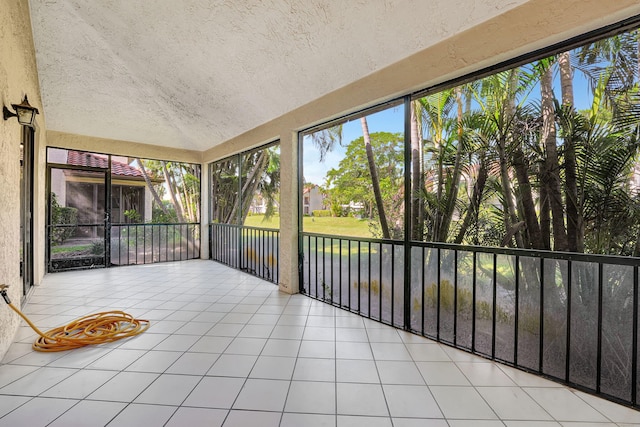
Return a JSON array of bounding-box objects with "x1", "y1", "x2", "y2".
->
[
  {"x1": 312, "y1": 209, "x2": 331, "y2": 217},
  {"x1": 50, "y1": 193, "x2": 78, "y2": 244}
]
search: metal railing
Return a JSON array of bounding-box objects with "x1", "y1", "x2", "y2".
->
[
  {"x1": 301, "y1": 232, "x2": 640, "y2": 409},
  {"x1": 111, "y1": 223, "x2": 200, "y2": 266},
  {"x1": 210, "y1": 222, "x2": 279, "y2": 284}
]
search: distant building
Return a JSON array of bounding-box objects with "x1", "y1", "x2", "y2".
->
[{"x1": 302, "y1": 185, "x2": 325, "y2": 215}]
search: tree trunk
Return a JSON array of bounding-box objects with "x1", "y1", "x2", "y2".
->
[
  {"x1": 438, "y1": 87, "x2": 465, "y2": 242},
  {"x1": 540, "y1": 65, "x2": 569, "y2": 251},
  {"x1": 539, "y1": 176, "x2": 551, "y2": 250},
  {"x1": 512, "y1": 146, "x2": 544, "y2": 249},
  {"x1": 454, "y1": 155, "x2": 488, "y2": 244},
  {"x1": 178, "y1": 166, "x2": 195, "y2": 222},
  {"x1": 410, "y1": 101, "x2": 424, "y2": 241},
  {"x1": 360, "y1": 117, "x2": 391, "y2": 239},
  {"x1": 162, "y1": 161, "x2": 186, "y2": 223},
  {"x1": 228, "y1": 151, "x2": 267, "y2": 224},
  {"x1": 558, "y1": 51, "x2": 582, "y2": 252},
  {"x1": 497, "y1": 138, "x2": 524, "y2": 248},
  {"x1": 136, "y1": 158, "x2": 169, "y2": 218}
]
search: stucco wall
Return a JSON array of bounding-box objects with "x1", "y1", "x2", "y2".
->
[{"x1": 0, "y1": 0, "x2": 46, "y2": 359}]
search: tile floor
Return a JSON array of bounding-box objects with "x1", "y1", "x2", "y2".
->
[{"x1": 0, "y1": 260, "x2": 638, "y2": 426}]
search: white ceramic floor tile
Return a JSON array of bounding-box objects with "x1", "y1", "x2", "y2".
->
[
  {"x1": 278, "y1": 314, "x2": 308, "y2": 325},
  {"x1": 207, "y1": 354, "x2": 258, "y2": 377},
  {"x1": 134, "y1": 374, "x2": 200, "y2": 405},
  {"x1": 166, "y1": 352, "x2": 219, "y2": 375},
  {"x1": 86, "y1": 349, "x2": 147, "y2": 371},
  {"x1": 47, "y1": 400, "x2": 127, "y2": 427},
  {"x1": 174, "y1": 321, "x2": 214, "y2": 335},
  {"x1": 376, "y1": 360, "x2": 424, "y2": 385},
  {"x1": 392, "y1": 418, "x2": 448, "y2": 427},
  {"x1": 498, "y1": 364, "x2": 563, "y2": 387},
  {"x1": 304, "y1": 327, "x2": 336, "y2": 341},
  {"x1": 0, "y1": 397, "x2": 77, "y2": 427},
  {"x1": 574, "y1": 390, "x2": 640, "y2": 424},
  {"x1": 524, "y1": 388, "x2": 610, "y2": 422},
  {"x1": 224, "y1": 337, "x2": 267, "y2": 355},
  {"x1": 478, "y1": 386, "x2": 554, "y2": 421},
  {"x1": 299, "y1": 340, "x2": 336, "y2": 359},
  {"x1": 383, "y1": 384, "x2": 443, "y2": 418},
  {"x1": 307, "y1": 316, "x2": 336, "y2": 328},
  {"x1": 281, "y1": 412, "x2": 336, "y2": 427},
  {"x1": 250, "y1": 355, "x2": 296, "y2": 380},
  {"x1": 337, "y1": 383, "x2": 389, "y2": 417},
  {"x1": 456, "y1": 361, "x2": 518, "y2": 386},
  {"x1": 285, "y1": 381, "x2": 336, "y2": 414},
  {"x1": 165, "y1": 407, "x2": 227, "y2": 427},
  {"x1": 40, "y1": 369, "x2": 117, "y2": 399},
  {"x1": 416, "y1": 361, "x2": 470, "y2": 385},
  {"x1": 223, "y1": 410, "x2": 281, "y2": 427},
  {"x1": 293, "y1": 357, "x2": 336, "y2": 381},
  {"x1": 105, "y1": 403, "x2": 176, "y2": 427},
  {"x1": 404, "y1": 343, "x2": 452, "y2": 361},
  {"x1": 366, "y1": 329, "x2": 403, "y2": 343},
  {"x1": 5, "y1": 350, "x2": 67, "y2": 367},
  {"x1": 335, "y1": 342, "x2": 373, "y2": 360},
  {"x1": 336, "y1": 328, "x2": 369, "y2": 342},
  {"x1": 46, "y1": 347, "x2": 113, "y2": 369},
  {"x1": 0, "y1": 365, "x2": 39, "y2": 388},
  {"x1": 270, "y1": 325, "x2": 305, "y2": 339},
  {"x1": 504, "y1": 422, "x2": 562, "y2": 427},
  {"x1": 190, "y1": 336, "x2": 233, "y2": 353},
  {"x1": 261, "y1": 339, "x2": 301, "y2": 357},
  {"x1": 448, "y1": 421, "x2": 509, "y2": 427},
  {"x1": 182, "y1": 376, "x2": 244, "y2": 408},
  {"x1": 153, "y1": 334, "x2": 199, "y2": 351},
  {"x1": 337, "y1": 415, "x2": 393, "y2": 427},
  {"x1": 233, "y1": 378, "x2": 289, "y2": 411},
  {"x1": 124, "y1": 350, "x2": 182, "y2": 373},
  {"x1": 0, "y1": 395, "x2": 30, "y2": 418},
  {"x1": 336, "y1": 358, "x2": 381, "y2": 385},
  {"x1": 370, "y1": 343, "x2": 412, "y2": 361},
  {"x1": 0, "y1": 367, "x2": 77, "y2": 396},
  {"x1": 116, "y1": 333, "x2": 170, "y2": 350},
  {"x1": 430, "y1": 386, "x2": 498, "y2": 420},
  {"x1": 87, "y1": 371, "x2": 159, "y2": 402},
  {"x1": 206, "y1": 323, "x2": 244, "y2": 337}
]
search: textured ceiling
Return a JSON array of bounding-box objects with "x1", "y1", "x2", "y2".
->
[{"x1": 29, "y1": 0, "x2": 527, "y2": 151}]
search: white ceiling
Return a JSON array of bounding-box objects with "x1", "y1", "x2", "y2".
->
[{"x1": 29, "y1": 0, "x2": 527, "y2": 151}]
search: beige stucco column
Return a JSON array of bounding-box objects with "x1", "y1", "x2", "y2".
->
[
  {"x1": 277, "y1": 130, "x2": 299, "y2": 294},
  {"x1": 200, "y1": 161, "x2": 210, "y2": 260}
]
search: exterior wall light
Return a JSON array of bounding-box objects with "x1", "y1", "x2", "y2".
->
[{"x1": 3, "y1": 95, "x2": 39, "y2": 127}]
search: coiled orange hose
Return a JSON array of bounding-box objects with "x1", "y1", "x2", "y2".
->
[{"x1": 5, "y1": 301, "x2": 150, "y2": 352}]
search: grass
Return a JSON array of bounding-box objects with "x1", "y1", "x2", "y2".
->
[
  {"x1": 243, "y1": 214, "x2": 373, "y2": 238},
  {"x1": 50, "y1": 244, "x2": 91, "y2": 254}
]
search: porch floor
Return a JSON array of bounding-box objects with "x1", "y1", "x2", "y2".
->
[{"x1": 0, "y1": 260, "x2": 638, "y2": 426}]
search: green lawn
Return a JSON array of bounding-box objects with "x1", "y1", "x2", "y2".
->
[{"x1": 243, "y1": 214, "x2": 373, "y2": 238}]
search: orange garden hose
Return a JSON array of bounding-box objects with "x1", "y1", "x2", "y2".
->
[{"x1": 1, "y1": 285, "x2": 150, "y2": 352}]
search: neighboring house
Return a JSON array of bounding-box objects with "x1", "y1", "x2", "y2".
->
[
  {"x1": 302, "y1": 185, "x2": 325, "y2": 215},
  {"x1": 248, "y1": 192, "x2": 279, "y2": 215},
  {"x1": 49, "y1": 149, "x2": 160, "y2": 236}
]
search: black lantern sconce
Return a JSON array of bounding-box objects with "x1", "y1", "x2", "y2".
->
[{"x1": 3, "y1": 95, "x2": 39, "y2": 127}]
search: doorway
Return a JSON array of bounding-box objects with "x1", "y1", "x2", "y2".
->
[
  {"x1": 47, "y1": 165, "x2": 110, "y2": 272},
  {"x1": 20, "y1": 127, "x2": 34, "y2": 296}
]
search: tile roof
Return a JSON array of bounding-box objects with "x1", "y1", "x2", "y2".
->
[{"x1": 66, "y1": 151, "x2": 143, "y2": 178}]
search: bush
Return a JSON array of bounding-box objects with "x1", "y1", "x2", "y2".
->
[
  {"x1": 50, "y1": 194, "x2": 78, "y2": 244},
  {"x1": 312, "y1": 209, "x2": 331, "y2": 217}
]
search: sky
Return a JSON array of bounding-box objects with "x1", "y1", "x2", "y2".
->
[{"x1": 302, "y1": 66, "x2": 597, "y2": 187}]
